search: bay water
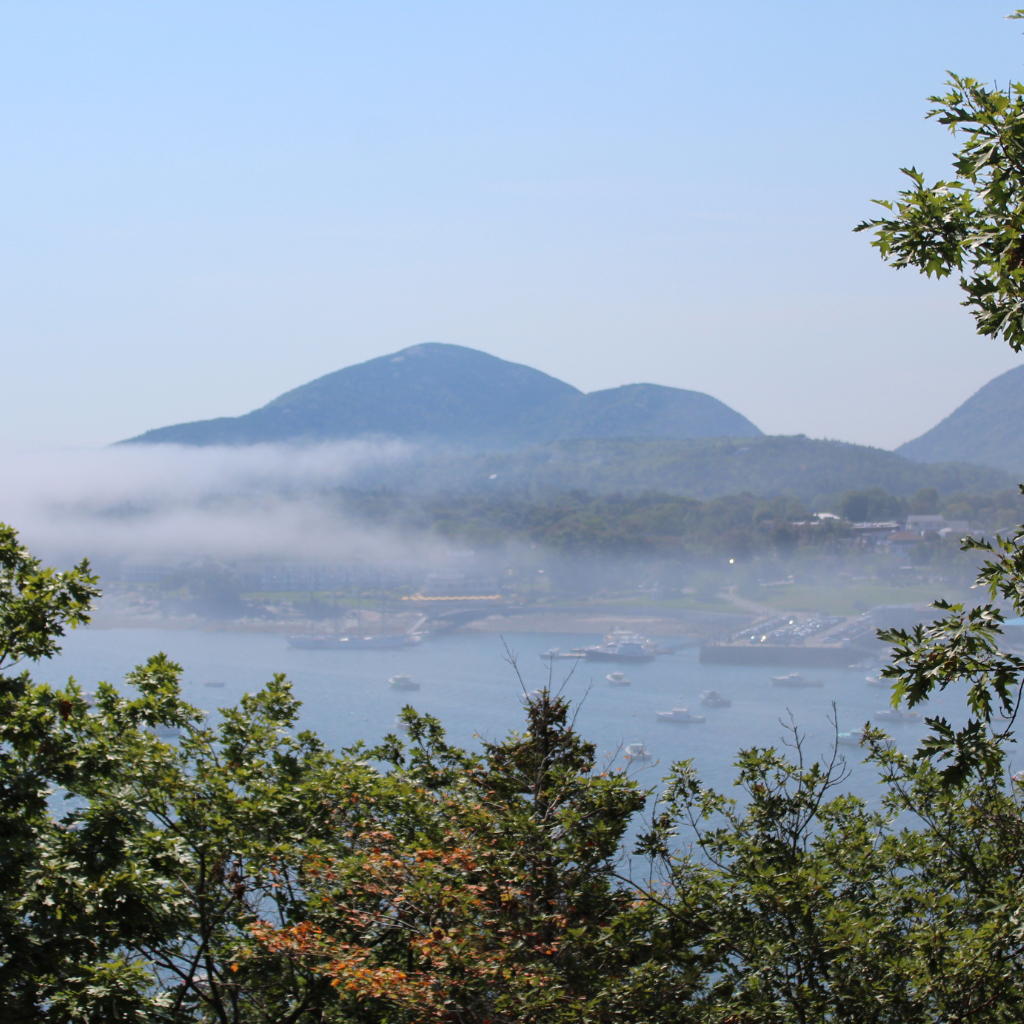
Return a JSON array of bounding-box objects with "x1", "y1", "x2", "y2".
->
[{"x1": 35, "y1": 627, "x2": 972, "y2": 807}]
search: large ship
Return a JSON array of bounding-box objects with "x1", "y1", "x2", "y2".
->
[{"x1": 286, "y1": 633, "x2": 414, "y2": 650}]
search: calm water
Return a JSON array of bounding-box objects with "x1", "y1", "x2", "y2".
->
[{"x1": 37, "y1": 628, "x2": 974, "y2": 805}]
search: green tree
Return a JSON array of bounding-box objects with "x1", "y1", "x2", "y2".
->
[
  {"x1": 0, "y1": 522, "x2": 381, "y2": 1021},
  {"x1": 258, "y1": 690, "x2": 652, "y2": 1024},
  {"x1": 857, "y1": 7, "x2": 1024, "y2": 783},
  {"x1": 856, "y1": 9, "x2": 1024, "y2": 352}
]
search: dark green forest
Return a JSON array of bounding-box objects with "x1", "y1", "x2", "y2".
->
[
  {"x1": 335, "y1": 485, "x2": 1024, "y2": 560},
  {"x1": 355, "y1": 435, "x2": 1014, "y2": 503}
]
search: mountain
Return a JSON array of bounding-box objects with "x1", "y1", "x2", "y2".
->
[
  {"x1": 521, "y1": 383, "x2": 760, "y2": 442},
  {"x1": 351, "y1": 435, "x2": 1013, "y2": 503},
  {"x1": 897, "y1": 364, "x2": 1024, "y2": 474},
  {"x1": 121, "y1": 343, "x2": 762, "y2": 447}
]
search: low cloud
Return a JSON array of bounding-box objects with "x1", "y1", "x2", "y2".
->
[{"x1": 0, "y1": 442, "x2": 429, "y2": 567}]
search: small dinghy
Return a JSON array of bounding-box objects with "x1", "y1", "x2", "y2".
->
[
  {"x1": 624, "y1": 742, "x2": 652, "y2": 763},
  {"x1": 836, "y1": 729, "x2": 865, "y2": 748},
  {"x1": 771, "y1": 673, "x2": 823, "y2": 688},
  {"x1": 606, "y1": 671, "x2": 632, "y2": 687},
  {"x1": 873, "y1": 708, "x2": 920, "y2": 723},
  {"x1": 388, "y1": 675, "x2": 421, "y2": 691}
]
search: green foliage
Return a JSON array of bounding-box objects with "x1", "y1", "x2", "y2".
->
[
  {"x1": 837, "y1": 487, "x2": 906, "y2": 523},
  {"x1": 909, "y1": 486, "x2": 940, "y2": 515},
  {"x1": 0, "y1": 522, "x2": 99, "y2": 670},
  {"x1": 877, "y1": 515, "x2": 1024, "y2": 786},
  {"x1": 634, "y1": 725, "x2": 1024, "y2": 1022},
  {"x1": 340, "y1": 488, "x2": 848, "y2": 561},
  {"x1": 857, "y1": 21, "x2": 1024, "y2": 352},
  {"x1": 8, "y1": 497, "x2": 1024, "y2": 1022}
]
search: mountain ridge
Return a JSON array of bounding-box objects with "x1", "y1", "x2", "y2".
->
[
  {"x1": 122, "y1": 343, "x2": 762, "y2": 447},
  {"x1": 897, "y1": 364, "x2": 1024, "y2": 475}
]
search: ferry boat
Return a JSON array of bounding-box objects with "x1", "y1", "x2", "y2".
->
[
  {"x1": 388, "y1": 675, "x2": 421, "y2": 691},
  {"x1": 287, "y1": 633, "x2": 412, "y2": 650},
  {"x1": 700, "y1": 690, "x2": 731, "y2": 707},
  {"x1": 584, "y1": 636, "x2": 657, "y2": 662},
  {"x1": 771, "y1": 673, "x2": 824, "y2": 688},
  {"x1": 656, "y1": 706, "x2": 706, "y2": 723},
  {"x1": 606, "y1": 672, "x2": 632, "y2": 687},
  {"x1": 624, "y1": 742, "x2": 652, "y2": 763}
]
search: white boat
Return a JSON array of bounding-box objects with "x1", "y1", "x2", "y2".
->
[
  {"x1": 388, "y1": 675, "x2": 421, "y2": 691},
  {"x1": 584, "y1": 632, "x2": 659, "y2": 662},
  {"x1": 584, "y1": 640, "x2": 655, "y2": 662},
  {"x1": 771, "y1": 674, "x2": 824, "y2": 688},
  {"x1": 873, "y1": 708, "x2": 920, "y2": 723},
  {"x1": 540, "y1": 647, "x2": 561, "y2": 661},
  {"x1": 836, "y1": 729, "x2": 865, "y2": 747},
  {"x1": 656, "y1": 706, "x2": 706, "y2": 723},
  {"x1": 520, "y1": 688, "x2": 545, "y2": 704},
  {"x1": 624, "y1": 742, "x2": 652, "y2": 763},
  {"x1": 606, "y1": 672, "x2": 632, "y2": 687},
  {"x1": 288, "y1": 634, "x2": 411, "y2": 650},
  {"x1": 394, "y1": 715, "x2": 410, "y2": 732},
  {"x1": 865, "y1": 675, "x2": 887, "y2": 688},
  {"x1": 700, "y1": 690, "x2": 731, "y2": 707}
]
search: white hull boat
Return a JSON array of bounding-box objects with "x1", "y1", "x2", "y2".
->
[
  {"x1": 288, "y1": 634, "x2": 411, "y2": 650},
  {"x1": 771, "y1": 674, "x2": 824, "y2": 688},
  {"x1": 656, "y1": 706, "x2": 706, "y2": 723},
  {"x1": 389, "y1": 675, "x2": 421, "y2": 691},
  {"x1": 606, "y1": 672, "x2": 632, "y2": 687}
]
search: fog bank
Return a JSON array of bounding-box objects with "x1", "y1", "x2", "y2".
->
[{"x1": 0, "y1": 442, "x2": 426, "y2": 566}]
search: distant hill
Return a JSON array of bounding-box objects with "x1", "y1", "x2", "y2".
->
[
  {"x1": 521, "y1": 383, "x2": 759, "y2": 442},
  {"x1": 897, "y1": 364, "x2": 1024, "y2": 475},
  {"x1": 351, "y1": 435, "x2": 1013, "y2": 503},
  {"x1": 121, "y1": 343, "x2": 762, "y2": 447}
]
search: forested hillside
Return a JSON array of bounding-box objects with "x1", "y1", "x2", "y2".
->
[
  {"x1": 355, "y1": 434, "x2": 1013, "y2": 502},
  {"x1": 337, "y1": 485, "x2": 1024, "y2": 559},
  {"x1": 898, "y1": 363, "x2": 1024, "y2": 473}
]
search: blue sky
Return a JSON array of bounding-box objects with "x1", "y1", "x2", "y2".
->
[{"x1": 3, "y1": 0, "x2": 1024, "y2": 449}]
